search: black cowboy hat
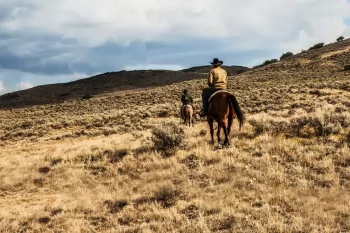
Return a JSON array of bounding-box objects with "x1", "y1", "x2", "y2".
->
[
  {"x1": 210, "y1": 58, "x2": 223, "y2": 65},
  {"x1": 183, "y1": 89, "x2": 188, "y2": 93}
]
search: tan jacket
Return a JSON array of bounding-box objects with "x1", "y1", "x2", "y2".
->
[{"x1": 208, "y1": 66, "x2": 227, "y2": 89}]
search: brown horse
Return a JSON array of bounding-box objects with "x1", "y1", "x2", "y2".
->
[
  {"x1": 207, "y1": 91, "x2": 245, "y2": 146},
  {"x1": 183, "y1": 104, "x2": 195, "y2": 127}
]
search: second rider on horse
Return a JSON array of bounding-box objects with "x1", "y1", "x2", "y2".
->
[
  {"x1": 199, "y1": 58, "x2": 228, "y2": 117},
  {"x1": 181, "y1": 89, "x2": 195, "y2": 119}
]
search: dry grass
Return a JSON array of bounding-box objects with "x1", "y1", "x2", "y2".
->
[
  {"x1": 321, "y1": 46, "x2": 350, "y2": 58},
  {"x1": 1, "y1": 40, "x2": 350, "y2": 232},
  {"x1": 1, "y1": 115, "x2": 349, "y2": 232}
]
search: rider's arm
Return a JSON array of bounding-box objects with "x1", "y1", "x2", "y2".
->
[{"x1": 208, "y1": 70, "x2": 213, "y2": 87}]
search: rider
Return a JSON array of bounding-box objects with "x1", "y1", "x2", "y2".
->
[
  {"x1": 199, "y1": 58, "x2": 228, "y2": 117},
  {"x1": 181, "y1": 89, "x2": 194, "y2": 119}
]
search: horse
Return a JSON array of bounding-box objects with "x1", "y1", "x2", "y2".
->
[
  {"x1": 183, "y1": 104, "x2": 195, "y2": 127},
  {"x1": 206, "y1": 91, "x2": 245, "y2": 146}
]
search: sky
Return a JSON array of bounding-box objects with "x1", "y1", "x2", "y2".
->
[{"x1": 1, "y1": 0, "x2": 350, "y2": 95}]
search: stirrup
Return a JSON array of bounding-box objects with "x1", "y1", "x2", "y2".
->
[{"x1": 199, "y1": 111, "x2": 207, "y2": 117}]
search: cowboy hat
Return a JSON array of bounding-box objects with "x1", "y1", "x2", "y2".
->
[{"x1": 210, "y1": 58, "x2": 223, "y2": 66}]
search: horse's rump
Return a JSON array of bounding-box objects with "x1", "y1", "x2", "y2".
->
[
  {"x1": 182, "y1": 104, "x2": 193, "y2": 112},
  {"x1": 182, "y1": 104, "x2": 194, "y2": 126},
  {"x1": 208, "y1": 90, "x2": 245, "y2": 130},
  {"x1": 205, "y1": 89, "x2": 245, "y2": 145},
  {"x1": 184, "y1": 104, "x2": 193, "y2": 114}
]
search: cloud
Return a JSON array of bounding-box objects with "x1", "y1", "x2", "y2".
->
[
  {"x1": 0, "y1": 0, "x2": 350, "y2": 94},
  {"x1": 17, "y1": 81, "x2": 34, "y2": 90},
  {"x1": 2, "y1": 0, "x2": 349, "y2": 46}
]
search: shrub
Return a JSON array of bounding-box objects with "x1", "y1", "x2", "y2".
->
[
  {"x1": 248, "y1": 119, "x2": 270, "y2": 136},
  {"x1": 344, "y1": 65, "x2": 350, "y2": 71},
  {"x1": 152, "y1": 183, "x2": 179, "y2": 208},
  {"x1": 308, "y1": 43, "x2": 324, "y2": 50},
  {"x1": 82, "y1": 94, "x2": 93, "y2": 99},
  {"x1": 249, "y1": 119, "x2": 288, "y2": 137},
  {"x1": 249, "y1": 112, "x2": 348, "y2": 139},
  {"x1": 280, "y1": 52, "x2": 293, "y2": 60},
  {"x1": 337, "y1": 36, "x2": 344, "y2": 42},
  {"x1": 151, "y1": 122, "x2": 184, "y2": 157},
  {"x1": 253, "y1": 59, "x2": 278, "y2": 69},
  {"x1": 104, "y1": 199, "x2": 128, "y2": 213},
  {"x1": 59, "y1": 92, "x2": 70, "y2": 97},
  {"x1": 344, "y1": 131, "x2": 350, "y2": 146},
  {"x1": 157, "y1": 110, "x2": 169, "y2": 118},
  {"x1": 236, "y1": 68, "x2": 247, "y2": 74},
  {"x1": 288, "y1": 117, "x2": 322, "y2": 138},
  {"x1": 262, "y1": 59, "x2": 278, "y2": 66}
]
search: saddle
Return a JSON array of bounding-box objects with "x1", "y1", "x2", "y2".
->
[{"x1": 208, "y1": 90, "x2": 231, "y2": 103}]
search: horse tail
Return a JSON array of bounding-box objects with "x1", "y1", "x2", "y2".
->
[{"x1": 228, "y1": 94, "x2": 245, "y2": 130}]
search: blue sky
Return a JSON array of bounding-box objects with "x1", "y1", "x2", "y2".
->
[{"x1": 1, "y1": 0, "x2": 350, "y2": 94}]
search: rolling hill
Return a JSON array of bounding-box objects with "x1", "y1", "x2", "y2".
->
[
  {"x1": 0, "y1": 65, "x2": 249, "y2": 109},
  {"x1": 0, "y1": 38, "x2": 350, "y2": 232},
  {"x1": 181, "y1": 65, "x2": 249, "y2": 75}
]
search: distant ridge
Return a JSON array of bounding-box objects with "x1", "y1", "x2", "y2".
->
[
  {"x1": 0, "y1": 64, "x2": 249, "y2": 108},
  {"x1": 181, "y1": 65, "x2": 249, "y2": 75}
]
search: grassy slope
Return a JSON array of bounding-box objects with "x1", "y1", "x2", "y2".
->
[{"x1": 1, "y1": 40, "x2": 350, "y2": 232}]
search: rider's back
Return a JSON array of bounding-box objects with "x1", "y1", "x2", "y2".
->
[
  {"x1": 181, "y1": 93, "x2": 193, "y2": 105},
  {"x1": 208, "y1": 66, "x2": 227, "y2": 89}
]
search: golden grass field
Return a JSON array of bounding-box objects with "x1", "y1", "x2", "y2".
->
[{"x1": 1, "y1": 40, "x2": 350, "y2": 232}]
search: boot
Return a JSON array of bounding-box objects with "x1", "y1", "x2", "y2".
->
[{"x1": 199, "y1": 110, "x2": 206, "y2": 117}]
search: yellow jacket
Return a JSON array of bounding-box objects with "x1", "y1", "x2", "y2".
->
[{"x1": 208, "y1": 66, "x2": 227, "y2": 89}]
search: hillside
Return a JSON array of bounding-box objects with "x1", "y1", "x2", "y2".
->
[
  {"x1": 250, "y1": 38, "x2": 350, "y2": 74},
  {"x1": 0, "y1": 64, "x2": 248, "y2": 109},
  {"x1": 1, "y1": 39, "x2": 350, "y2": 232},
  {"x1": 0, "y1": 70, "x2": 207, "y2": 108}
]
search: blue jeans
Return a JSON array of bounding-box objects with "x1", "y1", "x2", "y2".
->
[{"x1": 202, "y1": 87, "x2": 217, "y2": 113}]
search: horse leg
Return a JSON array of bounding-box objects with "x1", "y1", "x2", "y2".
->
[
  {"x1": 221, "y1": 119, "x2": 230, "y2": 146},
  {"x1": 227, "y1": 115, "x2": 233, "y2": 136},
  {"x1": 217, "y1": 123, "x2": 222, "y2": 144},
  {"x1": 208, "y1": 118, "x2": 214, "y2": 144},
  {"x1": 184, "y1": 107, "x2": 188, "y2": 126}
]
